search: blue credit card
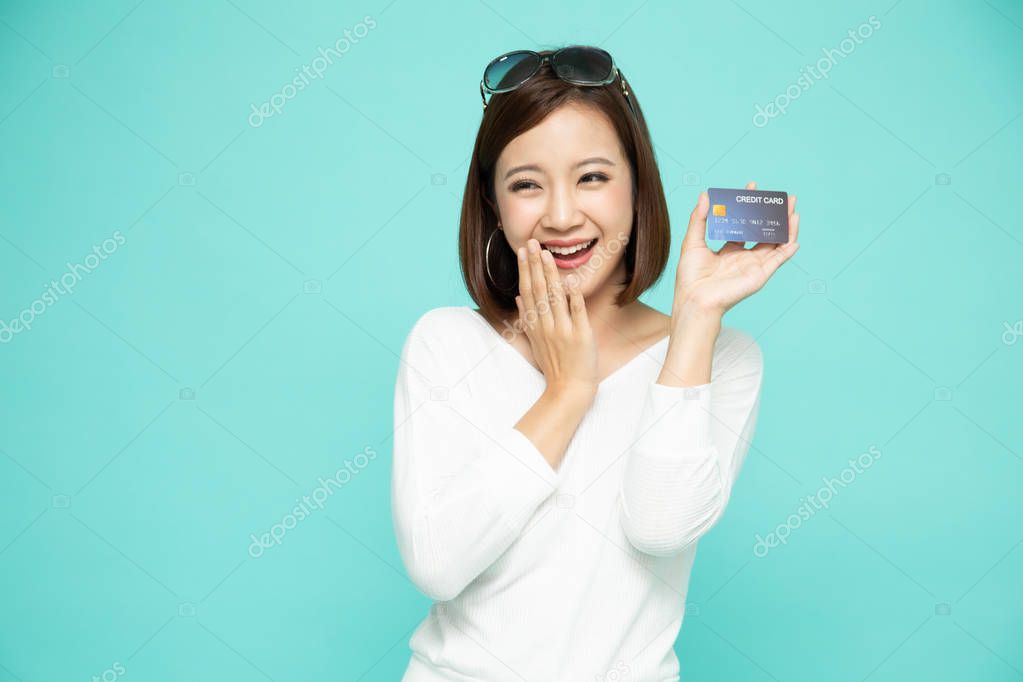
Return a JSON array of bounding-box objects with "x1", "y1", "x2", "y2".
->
[{"x1": 707, "y1": 187, "x2": 789, "y2": 244}]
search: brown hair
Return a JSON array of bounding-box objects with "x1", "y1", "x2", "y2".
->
[{"x1": 458, "y1": 47, "x2": 672, "y2": 325}]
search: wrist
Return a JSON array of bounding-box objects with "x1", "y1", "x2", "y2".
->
[
  {"x1": 660, "y1": 303, "x2": 721, "y2": 388},
  {"x1": 545, "y1": 379, "x2": 597, "y2": 405},
  {"x1": 672, "y1": 300, "x2": 724, "y2": 329}
]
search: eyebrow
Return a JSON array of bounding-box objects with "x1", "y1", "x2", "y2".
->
[{"x1": 503, "y1": 156, "x2": 615, "y2": 180}]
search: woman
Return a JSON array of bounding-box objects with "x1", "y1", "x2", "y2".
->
[{"x1": 392, "y1": 45, "x2": 800, "y2": 681}]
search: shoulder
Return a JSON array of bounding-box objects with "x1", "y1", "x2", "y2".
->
[
  {"x1": 640, "y1": 305, "x2": 762, "y2": 376},
  {"x1": 407, "y1": 306, "x2": 472, "y2": 339},
  {"x1": 643, "y1": 304, "x2": 761, "y2": 370},
  {"x1": 400, "y1": 306, "x2": 480, "y2": 364}
]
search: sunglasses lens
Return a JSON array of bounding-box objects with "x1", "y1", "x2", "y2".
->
[
  {"x1": 552, "y1": 46, "x2": 613, "y2": 83},
  {"x1": 484, "y1": 51, "x2": 540, "y2": 91}
]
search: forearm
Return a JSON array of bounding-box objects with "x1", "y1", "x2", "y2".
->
[
  {"x1": 397, "y1": 384, "x2": 590, "y2": 599},
  {"x1": 621, "y1": 316, "x2": 764, "y2": 557},
  {"x1": 515, "y1": 382, "x2": 595, "y2": 472},
  {"x1": 657, "y1": 303, "x2": 723, "y2": 388}
]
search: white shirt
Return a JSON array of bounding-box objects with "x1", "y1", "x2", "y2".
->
[{"x1": 391, "y1": 305, "x2": 763, "y2": 682}]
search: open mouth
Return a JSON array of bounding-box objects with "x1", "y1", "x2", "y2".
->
[
  {"x1": 541, "y1": 238, "x2": 597, "y2": 257},
  {"x1": 536, "y1": 239, "x2": 597, "y2": 269}
]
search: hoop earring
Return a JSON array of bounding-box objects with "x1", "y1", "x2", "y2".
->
[{"x1": 485, "y1": 223, "x2": 513, "y2": 290}]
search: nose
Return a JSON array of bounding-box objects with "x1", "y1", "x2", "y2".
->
[{"x1": 543, "y1": 181, "x2": 585, "y2": 231}]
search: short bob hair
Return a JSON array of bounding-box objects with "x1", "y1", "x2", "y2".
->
[{"x1": 459, "y1": 46, "x2": 671, "y2": 325}]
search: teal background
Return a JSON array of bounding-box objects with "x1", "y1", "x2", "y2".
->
[{"x1": 1, "y1": 1, "x2": 1020, "y2": 680}]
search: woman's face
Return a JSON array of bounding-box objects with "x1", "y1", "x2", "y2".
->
[{"x1": 492, "y1": 102, "x2": 633, "y2": 296}]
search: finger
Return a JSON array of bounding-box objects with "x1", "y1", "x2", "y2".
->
[
  {"x1": 566, "y1": 274, "x2": 590, "y2": 332},
  {"x1": 760, "y1": 238, "x2": 799, "y2": 277},
  {"x1": 788, "y1": 194, "x2": 797, "y2": 217},
  {"x1": 517, "y1": 245, "x2": 536, "y2": 335},
  {"x1": 753, "y1": 213, "x2": 800, "y2": 262},
  {"x1": 683, "y1": 191, "x2": 711, "y2": 250},
  {"x1": 515, "y1": 294, "x2": 532, "y2": 340},
  {"x1": 719, "y1": 240, "x2": 747, "y2": 255},
  {"x1": 528, "y1": 239, "x2": 554, "y2": 335},
  {"x1": 541, "y1": 250, "x2": 571, "y2": 332},
  {"x1": 746, "y1": 180, "x2": 757, "y2": 190}
]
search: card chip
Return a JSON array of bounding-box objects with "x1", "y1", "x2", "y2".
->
[{"x1": 712, "y1": 204, "x2": 727, "y2": 217}]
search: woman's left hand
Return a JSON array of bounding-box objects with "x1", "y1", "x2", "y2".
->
[{"x1": 673, "y1": 180, "x2": 800, "y2": 316}]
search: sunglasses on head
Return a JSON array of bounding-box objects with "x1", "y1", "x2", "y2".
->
[{"x1": 479, "y1": 45, "x2": 636, "y2": 117}]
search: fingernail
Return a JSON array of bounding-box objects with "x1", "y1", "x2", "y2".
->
[
  {"x1": 518, "y1": 247, "x2": 525, "y2": 260},
  {"x1": 528, "y1": 239, "x2": 539, "y2": 253}
]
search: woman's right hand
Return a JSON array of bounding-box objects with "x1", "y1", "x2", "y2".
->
[{"x1": 515, "y1": 238, "x2": 599, "y2": 397}]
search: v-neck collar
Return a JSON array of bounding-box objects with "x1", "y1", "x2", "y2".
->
[{"x1": 464, "y1": 307, "x2": 669, "y2": 391}]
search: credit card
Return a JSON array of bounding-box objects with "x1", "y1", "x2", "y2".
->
[{"x1": 707, "y1": 187, "x2": 789, "y2": 244}]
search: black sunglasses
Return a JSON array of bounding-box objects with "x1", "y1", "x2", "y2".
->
[{"x1": 479, "y1": 45, "x2": 636, "y2": 118}]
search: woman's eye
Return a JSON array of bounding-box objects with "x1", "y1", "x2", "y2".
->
[
  {"x1": 510, "y1": 174, "x2": 607, "y2": 192},
  {"x1": 510, "y1": 180, "x2": 538, "y2": 192}
]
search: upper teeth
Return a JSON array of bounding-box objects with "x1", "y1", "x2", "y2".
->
[{"x1": 545, "y1": 239, "x2": 595, "y2": 255}]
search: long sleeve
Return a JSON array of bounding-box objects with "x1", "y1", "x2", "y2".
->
[
  {"x1": 619, "y1": 327, "x2": 763, "y2": 557},
  {"x1": 391, "y1": 312, "x2": 563, "y2": 602}
]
